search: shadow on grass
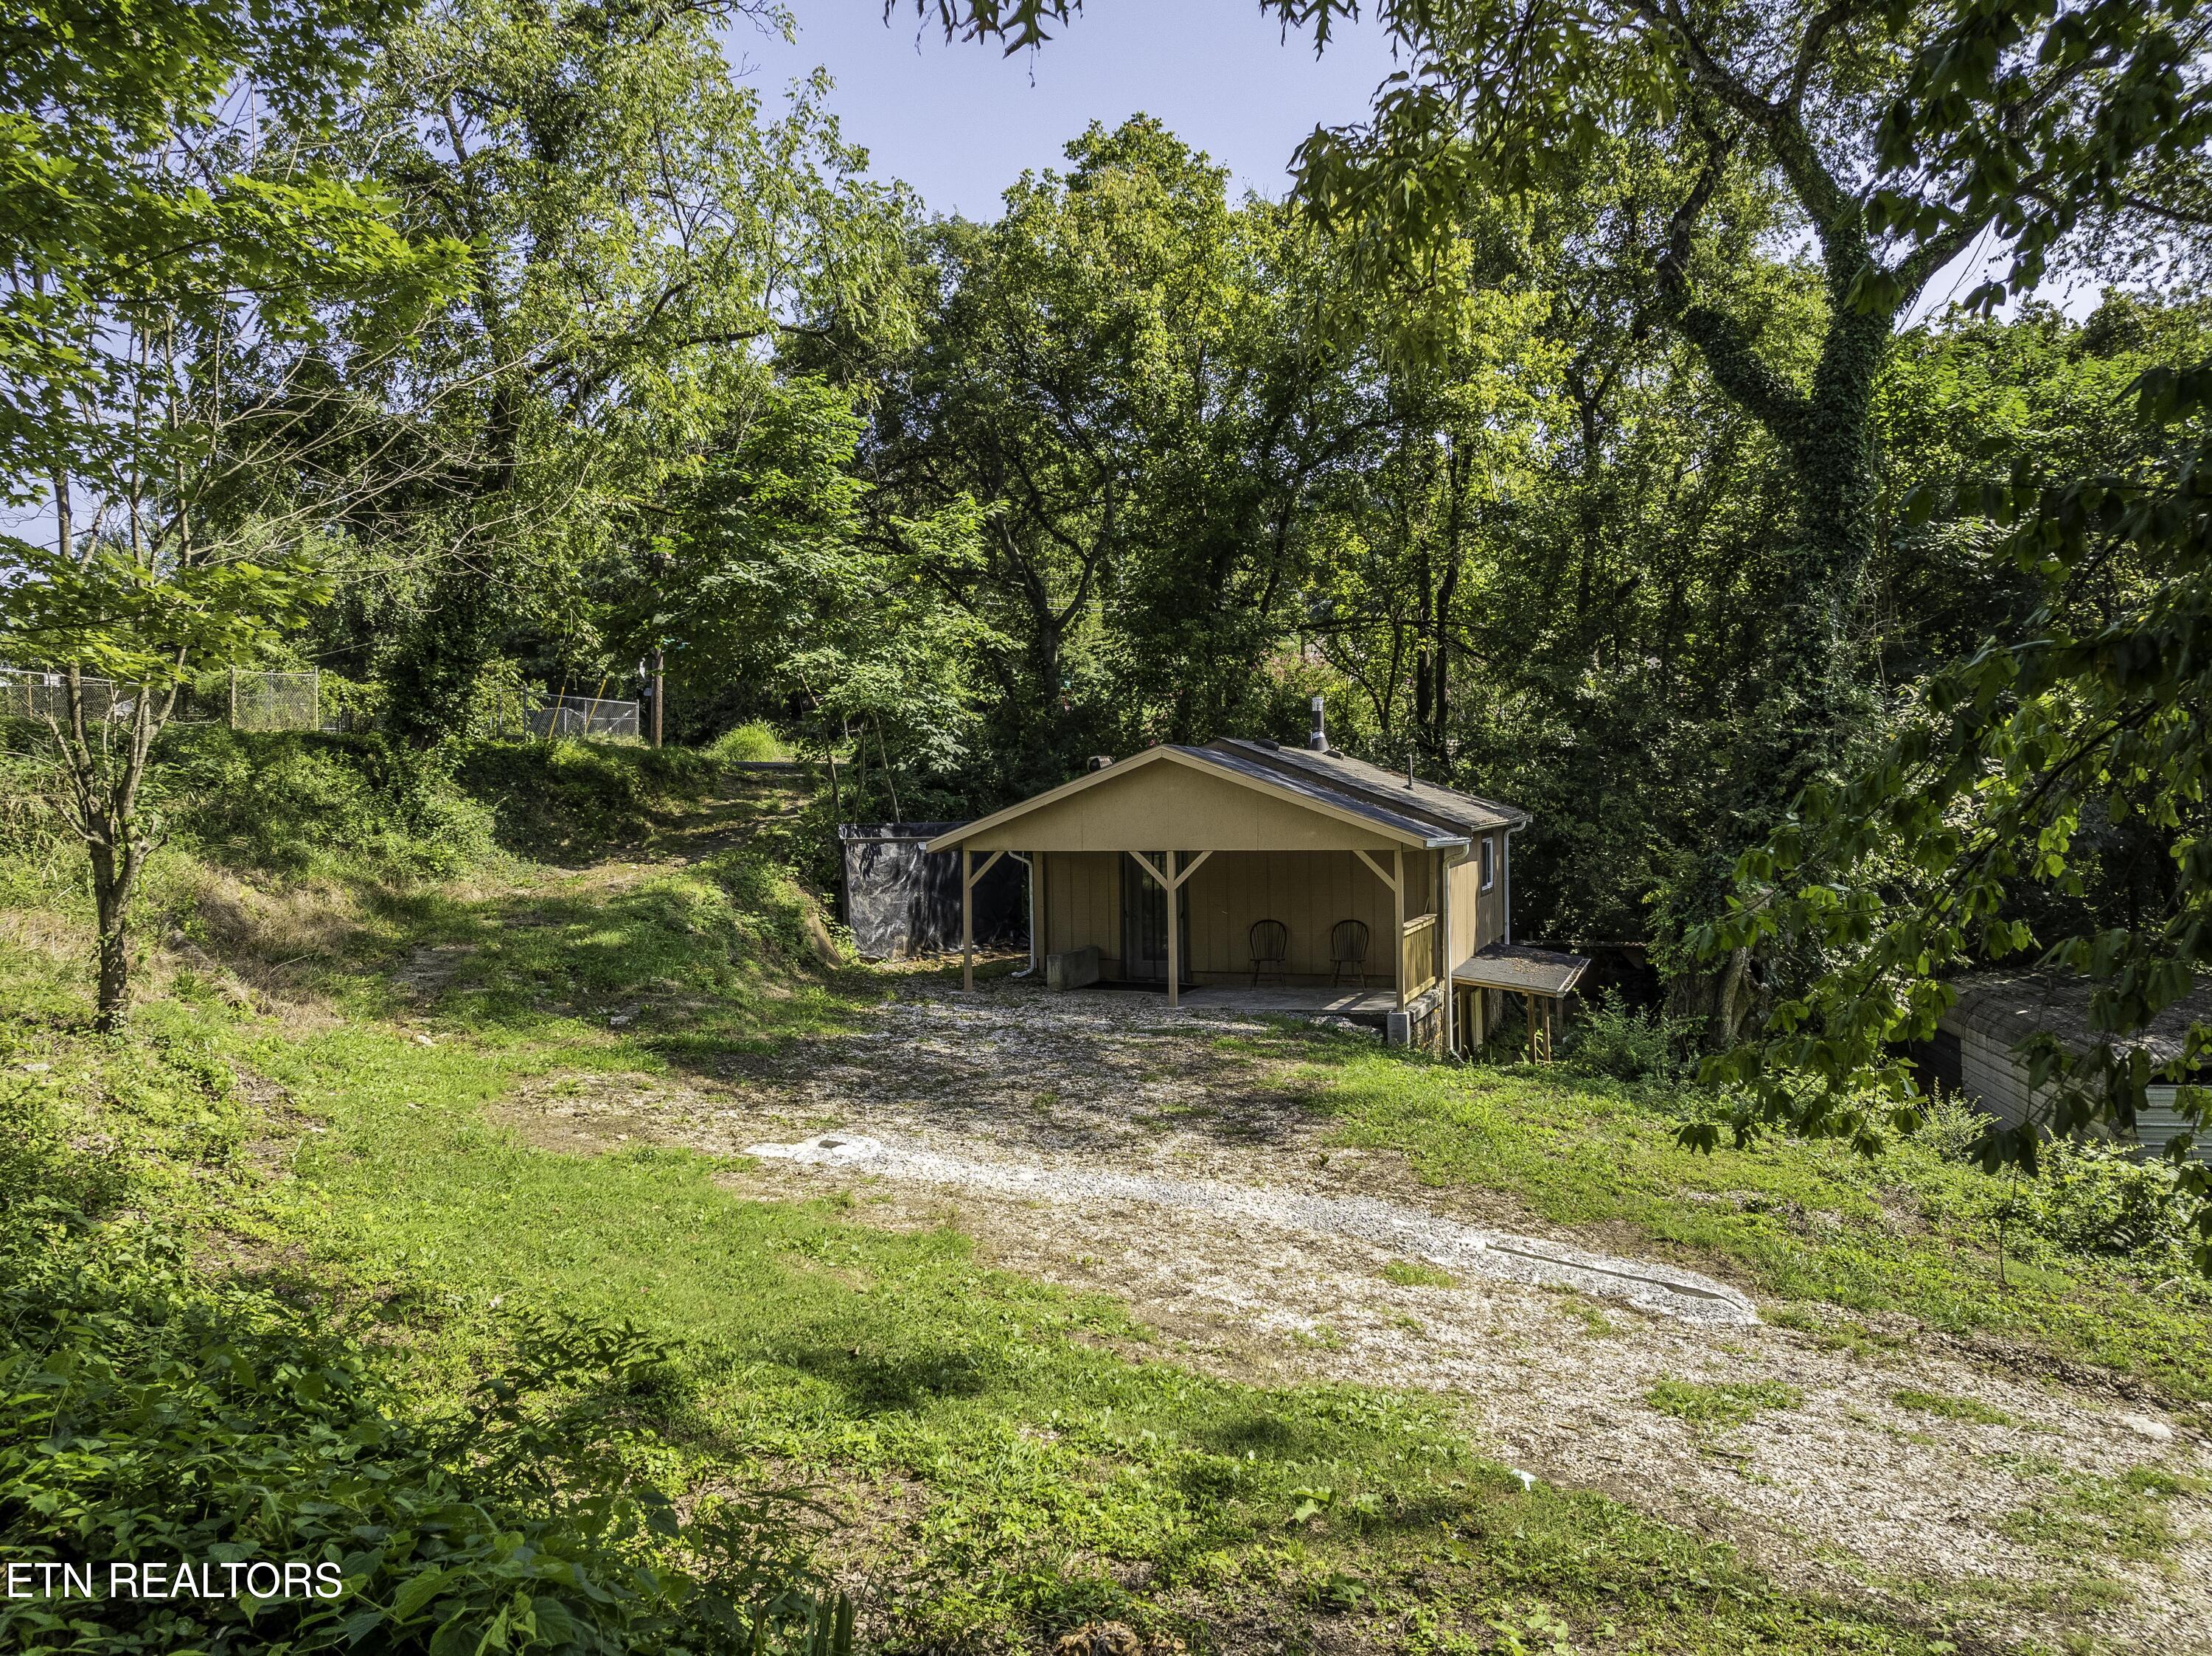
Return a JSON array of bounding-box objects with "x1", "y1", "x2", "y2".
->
[{"x1": 779, "y1": 1342, "x2": 999, "y2": 1417}]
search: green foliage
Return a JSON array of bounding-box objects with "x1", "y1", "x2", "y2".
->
[
  {"x1": 1643, "y1": 1377, "x2": 1803, "y2": 1433},
  {"x1": 454, "y1": 741, "x2": 723, "y2": 863},
  {"x1": 1562, "y1": 989, "x2": 1700, "y2": 1084},
  {"x1": 1380, "y1": 1259, "x2": 1457, "y2": 1288},
  {"x1": 0, "y1": 940, "x2": 851, "y2": 1656},
  {"x1": 1998, "y1": 1465, "x2": 2204, "y2": 1566},
  {"x1": 1680, "y1": 0, "x2": 2212, "y2": 1274},
  {"x1": 2003, "y1": 1142, "x2": 2193, "y2": 1264},
  {"x1": 161, "y1": 728, "x2": 498, "y2": 881},
  {"x1": 1698, "y1": 349, "x2": 2212, "y2": 1268},
  {"x1": 859, "y1": 116, "x2": 1390, "y2": 799},
  {"x1": 657, "y1": 377, "x2": 975, "y2": 799},
  {"x1": 1300, "y1": 1041, "x2": 2212, "y2": 1396},
  {"x1": 324, "y1": 0, "x2": 910, "y2": 740},
  {"x1": 707, "y1": 723, "x2": 788, "y2": 764},
  {"x1": 0, "y1": 1259, "x2": 851, "y2": 1655},
  {"x1": 1891, "y1": 1388, "x2": 2011, "y2": 1426}
]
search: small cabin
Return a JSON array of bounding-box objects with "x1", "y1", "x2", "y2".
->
[{"x1": 926, "y1": 718, "x2": 1588, "y2": 1054}]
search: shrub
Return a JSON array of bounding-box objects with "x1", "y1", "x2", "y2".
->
[
  {"x1": 0, "y1": 1255, "x2": 851, "y2": 1655},
  {"x1": 457, "y1": 740, "x2": 719, "y2": 861},
  {"x1": 2007, "y1": 1139, "x2": 2190, "y2": 1262},
  {"x1": 156, "y1": 728, "x2": 497, "y2": 880},
  {"x1": 0, "y1": 1020, "x2": 850, "y2": 1655},
  {"x1": 708, "y1": 723, "x2": 787, "y2": 764},
  {"x1": 1564, "y1": 989, "x2": 1700, "y2": 1083}
]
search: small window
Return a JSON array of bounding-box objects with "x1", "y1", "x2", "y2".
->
[{"x1": 1479, "y1": 838, "x2": 1495, "y2": 891}]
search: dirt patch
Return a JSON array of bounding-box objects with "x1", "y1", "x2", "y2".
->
[{"x1": 496, "y1": 981, "x2": 2212, "y2": 1655}]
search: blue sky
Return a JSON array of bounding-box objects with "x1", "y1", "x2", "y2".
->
[
  {"x1": 727, "y1": 3, "x2": 2063, "y2": 319},
  {"x1": 728, "y1": 1, "x2": 1404, "y2": 219}
]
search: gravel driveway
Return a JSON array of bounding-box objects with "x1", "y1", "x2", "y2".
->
[{"x1": 501, "y1": 978, "x2": 2212, "y2": 1655}]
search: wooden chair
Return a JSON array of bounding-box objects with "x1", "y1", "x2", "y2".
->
[
  {"x1": 1330, "y1": 919, "x2": 1370, "y2": 989},
  {"x1": 1248, "y1": 919, "x2": 1289, "y2": 987}
]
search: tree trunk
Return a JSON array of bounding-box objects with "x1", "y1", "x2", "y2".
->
[
  {"x1": 1767, "y1": 301, "x2": 1888, "y2": 793},
  {"x1": 94, "y1": 870, "x2": 131, "y2": 1032}
]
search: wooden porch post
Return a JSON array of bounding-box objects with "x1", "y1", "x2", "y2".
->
[
  {"x1": 1393, "y1": 849, "x2": 1407, "y2": 1009},
  {"x1": 1034, "y1": 850, "x2": 1047, "y2": 968},
  {"x1": 1166, "y1": 849, "x2": 1180, "y2": 1009},
  {"x1": 962, "y1": 848, "x2": 973, "y2": 991},
  {"x1": 1438, "y1": 847, "x2": 1453, "y2": 1055}
]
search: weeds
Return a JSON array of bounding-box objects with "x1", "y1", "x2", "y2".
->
[
  {"x1": 1304, "y1": 1046, "x2": 2212, "y2": 1397},
  {"x1": 1381, "y1": 1259, "x2": 1456, "y2": 1288},
  {"x1": 1892, "y1": 1388, "x2": 2013, "y2": 1426},
  {"x1": 1644, "y1": 1377, "x2": 1805, "y2": 1432}
]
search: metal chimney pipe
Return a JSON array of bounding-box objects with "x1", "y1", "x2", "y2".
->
[{"x1": 1308, "y1": 694, "x2": 1328, "y2": 751}]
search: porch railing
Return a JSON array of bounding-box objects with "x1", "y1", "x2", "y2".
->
[{"x1": 1399, "y1": 912, "x2": 1439, "y2": 1001}]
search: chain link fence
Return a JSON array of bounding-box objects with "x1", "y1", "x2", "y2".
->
[
  {"x1": 0, "y1": 669, "x2": 122, "y2": 723},
  {"x1": 5, "y1": 666, "x2": 641, "y2": 742},
  {"x1": 484, "y1": 686, "x2": 641, "y2": 742},
  {"x1": 2, "y1": 667, "x2": 323, "y2": 731},
  {"x1": 224, "y1": 669, "x2": 321, "y2": 732}
]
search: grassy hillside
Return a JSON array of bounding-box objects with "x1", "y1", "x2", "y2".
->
[
  {"x1": 1, "y1": 731, "x2": 2197, "y2": 1655},
  {"x1": 1307, "y1": 1045, "x2": 2212, "y2": 1399}
]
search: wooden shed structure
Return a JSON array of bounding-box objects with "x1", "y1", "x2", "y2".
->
[{"x1": 925, "y1": 725, "x2": 1588, "y2": 1053}]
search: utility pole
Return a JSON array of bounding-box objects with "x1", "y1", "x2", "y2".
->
[{"x1": 643, "y1": 543, "x2": 672, "y2": 748}]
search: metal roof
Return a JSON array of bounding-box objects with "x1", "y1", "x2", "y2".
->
[
  {"x1": 1174, "y1": 744, "x2": 1466, "y2": 846},
  {"x1": 1939, "y1": 970, "x2": 2211, "y2": 1066},
  {"x1": 1453, "y1": 943, "x2": 1592, "y2": 998},
  {"x1": 1206, "y1": 740, "x2": 1529, "y2": 835}
]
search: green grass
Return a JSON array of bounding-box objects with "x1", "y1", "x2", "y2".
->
[
  {"x1": 1644, "y1": 1378, "x2": 1804, "y2": 1433},
  {"x1": 1287, "y1": 1042, "x2": 2212, "y2": 1399},
  {"x1": 0, "y1": 740, "x2": 2091, "y2": 1653},
  {"x1": 707, "y1": 721, "x2": 790, "y2": 764},
  {"x1": 1999, "y1": 1466, "x2": 2203, "y2": 1566},
  {"x1": 1891, "y1": 1388, "x2": 2014, "y2": 1427},
  {"x1": 1380, "y1": 1259, "x2": 1457, "y2": 1289},
  {"x1": 3, "y1": 990, "x2": 1954, "y2": 1655}
]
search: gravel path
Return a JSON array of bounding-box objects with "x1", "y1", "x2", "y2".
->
[
  {"x1": 496, "y1": 978, "x2": 2212, "y2": 1655},
  {"x1": 747, "y1": 1130, "x2": 1759, "y2": 1326}
]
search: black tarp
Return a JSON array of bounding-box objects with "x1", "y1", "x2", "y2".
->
[{"x1": 838, "y1": 823, "x2": 1027, "y2": 961}]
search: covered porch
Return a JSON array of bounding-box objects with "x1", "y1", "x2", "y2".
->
[
  {"x1": 928, "y1": 742, "x2": 1523, "y2": 1051},
  {"x1": 1180, "y1": 982, "x2": 1399, "y2": 1019}
]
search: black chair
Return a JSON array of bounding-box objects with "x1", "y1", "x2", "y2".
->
[
  {"x1": 1248, "y1": 919, "x2": 1289, "y2": 987},
  {"x1": 1330, "y1": 919, "x2": 1370, "y2": 989}
]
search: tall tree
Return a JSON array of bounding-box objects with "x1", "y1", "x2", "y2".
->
[
  {"x1": 865, "y1": 117, "x2": 1385, "y2": 801},
  {"x1": 327, "y1": 0, "x2": 911, "y2": 737},
  {"x1": 905, "y1": 0, "x2": 2173, "y2": 799},
  {"x1": 1, "y1": 0, "x2": 456, "y2": 1026},
  {"x1": 1697, "y1": 0, "x2": 2212, "y2": 1264}
]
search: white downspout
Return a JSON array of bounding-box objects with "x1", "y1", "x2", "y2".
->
[
  {"x1": 1441, "y1": 840, "x2": 1470, "y2": 1057},
  {"x1": 1503, "y1": 827, "x2": 1517, "y2": 945}
]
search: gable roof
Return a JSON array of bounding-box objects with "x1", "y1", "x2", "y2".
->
[
  {"x1": 1206, "y1": 739, "x2": 1530, "y2": 835},
  {"x1": 923, "y1": 742, "x2": 1495, "y2": 854}
]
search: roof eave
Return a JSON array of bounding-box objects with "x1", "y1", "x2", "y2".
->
[{"x1": 922, "y1": 745, "x2": 1454, "y2": 854}]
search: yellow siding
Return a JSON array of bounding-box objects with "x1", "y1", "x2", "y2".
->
[
  {"x1": 1448, "y1": 832, "x2": 1509, "y2": 963},
  {"x1": 1043, "y1": 851, "x2": 1123, "y2": 977},
  {"x1": 959, "y1": 755, "x2": 1419, "y2": 852},
  {"x1": 1178, "y1": 851, "x2": 1399, "y2": 986}
]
